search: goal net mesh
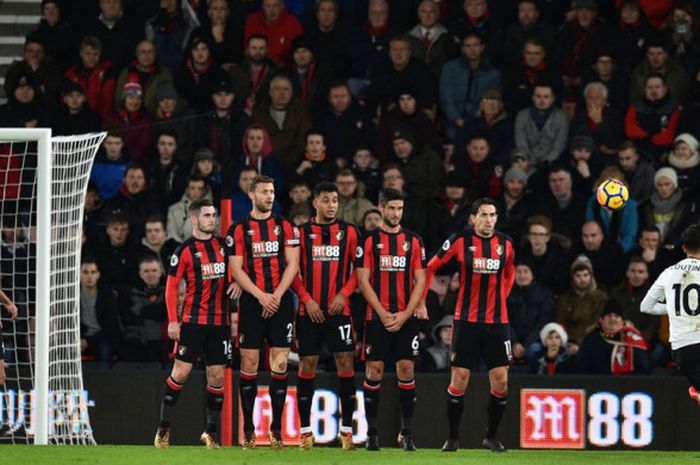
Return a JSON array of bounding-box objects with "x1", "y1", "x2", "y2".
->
[{"x1": 1, "y1": 132, "x2": 105, "y2": 444}]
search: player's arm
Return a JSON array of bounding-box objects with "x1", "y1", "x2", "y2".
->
[
  {"x1": 640, "y1": 272, "x2": 669, "y2": 315},
  {"x1": 503, "y1": 240, "x2": 516, "y2": 296},
  {"x1": 291, "y1": 272, "x2": 325, "y2": 323},
  {"x1": 165, "y1": 247, "x2": 190, "y2": 341},
  {"x1": 0, "y1": 289, "x2": 17, "y2": 320},
  {"x1": 419, "y1": 235, "x2": 459, "y2": 303},
  {"x1": 229, "y1": 255, "x2": 266, "y2": 301},
  {"x1": 388, "y1": 268, "x2": 427, "y2": 332},
  {"x1": 330, "y1": 226, "x2": 360, "y2": 315},
  {"x1": 357, "y1": 267, "x2": 392, "y2": 325},
  {"x1": 273, "y1": 242, "x2": 299, "y2": 300}
]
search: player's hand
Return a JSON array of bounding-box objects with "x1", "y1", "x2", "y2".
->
[
  {"x1": 386, "y1": 310, "x2": 410, "y2": 332},
  {"x1": 328, "y1": 293, "x2": 346, "y2": 315},
  {"x1": 167, "y1": 322, "x2": 181, "y2": 341},
  {"x1": 379, "y1": 311, "x2": 396, "y2": 329},
  {"x1": 5, "y1": 302, "x2": 18, "y2": 320},
  {"x1": 259, "y1": 293, "x2": 280, "y2": 318},
  {"x1": 413, "y1": 301, "x2": 428, "y2": 320},
  {"x1": 305, "y1": 299, "x2": 325, "y2": 323},
  {"x1": 227, "y1": 282, "x2": 242, "y2": 300}
]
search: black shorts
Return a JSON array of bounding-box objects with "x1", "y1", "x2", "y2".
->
[
  {"x1": 296, "y1": 313, "x2": 354, "y2": 356},
  {"x1": 237, "y1": 291, "x2": 294, "y2": 349},
  {"x1": 451, "y1": 321, "x2": 511, "y2": 370},
  {"x1": 363, "y1": 316, "x2": 420, "y2": 362},
  {"x1": 673, "y1": 343, "x2": 700, "y2": 390},
  {"x1": 175, "y1": 323, "x2": 230, "y2": 366}
]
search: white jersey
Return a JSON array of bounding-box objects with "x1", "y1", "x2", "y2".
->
[{"x1": 641, "y1": 257, "x2": 700, "y2": 350}]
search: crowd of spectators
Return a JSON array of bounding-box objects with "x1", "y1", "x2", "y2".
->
[{"x1": 2, "y1": 0, "x2": 700, "y2": 376}]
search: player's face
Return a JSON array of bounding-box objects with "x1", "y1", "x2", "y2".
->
[
  {"x1": 80, "y1": 264, "x2": 100, "y2": 288},
  {"x1": 139, "y1": 261, "x2": 163, "y2": 287},
  {"x1": 626, "y1": 262, "x2": 649, "y2": 287},
  {"x1": 250, "y1": 182, "x2": 275, "y2": 213},
  {"x1": 313, "y1": 191, "x2": 339, "y2": 222},
  {"x1": 380, "y1": 200, "x2": 404, "y2": 228},
  {"x1": 471, "y1": 204, "x2": 498, "y2": 237},
  {"x1": 193, "y1": 205, "x2": 217, "y2": 234}
]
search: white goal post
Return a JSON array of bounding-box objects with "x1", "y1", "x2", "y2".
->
[{"x1": 0, "y1": 128, "x2": 106, "y2": 445}]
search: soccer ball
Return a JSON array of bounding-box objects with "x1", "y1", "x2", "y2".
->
[{"x1": 596, "y1": 178, "x2": 629, "y2": 210}]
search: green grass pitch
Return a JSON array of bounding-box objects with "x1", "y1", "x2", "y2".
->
[{"x1": 1, "y1": 446, "x2": 697, "y2": 465}]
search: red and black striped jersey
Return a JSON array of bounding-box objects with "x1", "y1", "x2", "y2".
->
[
  {"x1": 426, "y1": 228, "x2": 515, "y2": 324},
  {"x1": 226, "y1": 214, "x2": 299, "y2": 293},
  {"x1": 355, "y1": 227, "x2": 426, "y2": 321},
  {"x1": 165, "y1": 236, "x2": 229, "y2": 326},
  {"x1": 290, "y1": 219, "x2": 360, "y2": 317}
]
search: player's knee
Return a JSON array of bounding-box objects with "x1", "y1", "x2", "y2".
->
[
  {"x1": 334, "y1": 353, "x2": 353, "y2": 372},
  {"x1": 396, "y1": 363, "x2": 414, "y2": 380},
  {"x1": 366, "y1": 365, "x2": 383, "y2": 380},
  {"x1": 299, "y1": 356, "x2": 318, "y2": 374}
]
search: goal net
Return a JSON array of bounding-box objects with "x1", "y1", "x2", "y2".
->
[{"x1": 0, "y1": 129, "x2": 106, "y2": 445}]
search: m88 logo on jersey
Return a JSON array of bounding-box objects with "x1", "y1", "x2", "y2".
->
[
  {"x1": 252, "y1": 241, "x2": 280, "y2": 257},
  {"x1": 201, "y1": 262, "x2": 226, "y2": 279},
  {"x1": 312, "y1": 245, "x2": 340, "y2": 261},
  {"x1": 379, "y1": 255, "x2": 407, "y2": 271},
  {"x1": 473, "y1": 257, "x2": 500, "y2": 274}
]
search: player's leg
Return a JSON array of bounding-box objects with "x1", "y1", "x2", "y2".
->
[
  {"x1": 395, "y1": 359, "x2": 416, "y2": 451},
  {"x1": 325, "y1": 314, "x2": 356, "y2": 449},
  {"x1": 362, "y1": 320, "x2": 388, "y2": 451},
  {"x1": 155, "y1": 358, "x2": 194, "y2": 447},
  {"x1": 395, "y1": 318, "x2": 420, "y2": 451},
  {"x1": 673, "y1": 344, "x2": 700, "y2": 405},
  {"x1": 199, "y1": 325, "x2": 229, "y2": 448},
  {"x1": 199, "y1": 364, "x2": 225, "y2": 448},
  {"x1": 267, "y1": 292, "x2": 294, "y2": 448},
  {"x1": 238, "y1": 292, "x2": 265, "y2": 447},
  {"x1": 296, "y1": 314, "x2": 322, "y2": 449},
  {"x1": 442, "y1": 320, "x2": 479, "y2": 452},
  {"x1": 481, "y1": 324, "x2": 512, "y2": 453},
  {"x1": 334, "y1": 351, "x2": 356, "y2": 449}
]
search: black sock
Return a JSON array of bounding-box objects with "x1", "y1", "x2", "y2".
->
[
  {"x1": 297, "y1": 373, "x2": 315, "y2": 432},
  {"x1": 269, "y1": 371, "x2": 288, "y2": 431},
  {"x1": 398, "y1": 379, "x2": 416, "y2": 435},
  {"x1": 159, "y1": 376, "x2": 183, "y2": 428},
  {"x1": 206, "y1": 385, "x2": 224, "y2": 435},
  {"x1": 485, "y1": 390, "x2": 508, "y2": 439},
  {"x1": 363, "y1": 378, "x2": 381, "y2": 435},
  {"x1": 338, "y1": 371, "x2": 356, "y2": 433},
  {"x1": 447, "y1": 385, "x2": 465, "y2": 440},
  {"x1": 239, "y1": 371, "x2": 258, "y2": 433}
]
